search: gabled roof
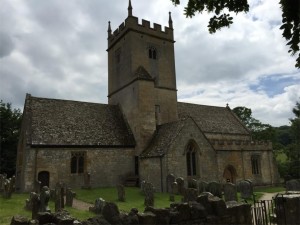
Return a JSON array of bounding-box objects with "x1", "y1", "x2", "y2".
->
[
  {"x1": 177, "y1": 102, "x2": 249, "y2": 135},
  {"x1": 24, "y1": 95, "x2": 135, "y2": 147}
]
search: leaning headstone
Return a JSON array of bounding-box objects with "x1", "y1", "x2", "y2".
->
[
  {"x1": 143, "y1": 182, "x2": 154, "y2": 207},
  {"x1": 239, "y1": 180, "x2": 253, "y2": 199},
  {"x1": 286, "y1": 179, "x2": 300, "y2": 192},
  {"x1": 39, "y1": 186, "x2": 51, "y2": 212},
  {"x1": 66, "y1": 188, "x2": 76, "y2": 207},
  {"x1": 198, "y1": 181, "x2": 208, "y2": 194},
  {"x1": 82, "y1": 172, "x2": 91, "y2": 189},
  {"x1": 89, "y1": 198, "x2": 106, "y2": 214},
  {"x1": 224, "y1": 183, "x2": 238, "y2": 202},
  {"x1": 116, "y1": 184, "x2": 125, "y2": 202},
  {"x1": 176, "y1": 177, "x2": 185, "y2": 195},
  {"x1": 207, "y1": 181, "x2": 222, "y2": 198},
  {"x1": 166, "y1": 174, "x2": 176, "y2": 193},
  {"x1": 183, "y1": 188, "x2": 198, "y2": 202}
]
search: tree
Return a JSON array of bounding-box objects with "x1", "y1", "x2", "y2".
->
[
  {"x1": 232, "y1": 106, "x2": 275, "y2": 141},
  {"x1": 0, "y1": 100, "x2": 22, "y2": 177},
  {"x1": 171, "y1": 0, "x2": 300, "y2": 68}
]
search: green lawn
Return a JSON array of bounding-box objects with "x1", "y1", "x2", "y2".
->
[{"x1": 75, "y1": 187, "x2": 182, "y2": 212}]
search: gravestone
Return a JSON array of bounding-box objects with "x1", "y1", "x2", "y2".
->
[
  {"x1": 286, "y1": 179, "x2": 300, "y2": 192},
  {"x1": 183, "y1": 188, "x2": 198, "y2": 202},
  {"x1": 34, "y1": 180, "x2": 41, "y2": 194},
  {"x1": 170, "y1": 181, "x2": 178, "y2": 201},
  {"x1": 66, "y1": 188, "x2": 76, "y2": 207},
  {"x1": 116, "y1": 184, "x2": 125, "y2": 202},
  {"x1": 3, "y1": 178, "x2": 13, "y2": 198},
  {"x1": 0, "y1": 174, "x2": 7, "y2": 192},
  {"x1": 239, "y1": 180, "x2": 253, "y2": 199},
  {"x1": 25, "y1": 192, "x2": 35, "y2": 210},
  {"x1": 143, "y1": 182, "x2": 154, "y2": 207},
  {"x1": 223, "y1": 183, "x2": 238, "y2": 202},
  {"x1": 166, "y1": 174, "x2": 176, "y2": 193},
  {"x1": 54, "y1": 182, "x2": 64, "y2": 212},
  {"x1": 188, "y1": 179, "x2": 197, "y2": 189},
  {"x1": 31, "y1": 192, "x2": 40, "y2": 219},
  {"x1": 39, "y1": 186, "x2": 51, "y2": 212},
  {"x1": 89, "y1": 198, "x2": 106, "y2": 214},
  {"x1": 140, "y1": 180, "x2": 146, "y2": 193},
  {"x1": 198, "y1": 181, "x2": 208, "y2": 194},
  {"x1": 10, "y1": 175, "x2": 16, "y2": 192},
  {"x1": 82, "y1": 172, "x2": 91, "y2": 189},
  {"x1": 176, "y1": 177, "x2": 185, "y2": 195},
  {"x1": 207, "y1": 181, "x2": 222, "y2": 198}
]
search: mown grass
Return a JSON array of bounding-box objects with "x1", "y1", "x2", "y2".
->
[
  {"x1": 75, "y1": 187, "x2": 182, "y2": 212},
  {"x1": 254, "y1": 185, "x2": 285, "y2": 193}
]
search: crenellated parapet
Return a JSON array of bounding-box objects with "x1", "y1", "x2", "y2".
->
[
  {"x1": 209, "y1": 139, "x2": 273, "y2": 151},
  {"x1": 107, "y1": 15, "x2": 174, "y2": 50}
]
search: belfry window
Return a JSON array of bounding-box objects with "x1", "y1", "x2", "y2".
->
[
  {"x1": 71, "y1": 152, "x2": 85, "y2": 174},
  {"x1": 148, "y1": 47, "x2": 157, "y2": 60},
  {"x1": 186, "y1": 143, "x2": 197, "y2": 176},
  {"x1": 251, "y1": 155, "x2": 260, "y2": 175}
]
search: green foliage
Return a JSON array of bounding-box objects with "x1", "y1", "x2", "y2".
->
[
  {"x1": 75, "y1": 187, "x2": 181, "y2": 212},
  {"x1": 232, "y1": 106, "x2": 275, "y2": 141},
  {"x1": 0, "y1": 100, "x2": 22, "y2": 177},
  {"x1": 171, "y1": 0, "x2": 300, "y2": 68}
]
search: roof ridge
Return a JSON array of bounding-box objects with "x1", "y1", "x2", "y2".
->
[{"x1": 178, "y1": 101, "x2": 227, "y2": 109}]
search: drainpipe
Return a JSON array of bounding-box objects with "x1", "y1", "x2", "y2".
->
[{"x1": 160, "y1": 157, "x2": 163, "y2": 192}]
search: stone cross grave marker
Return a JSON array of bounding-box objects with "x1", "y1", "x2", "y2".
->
[{"x1": 224, "y1": 182, "x2": 238, "y2": 202}]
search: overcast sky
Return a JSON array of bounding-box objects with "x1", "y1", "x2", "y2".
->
[{"x1": 0, "y1": 0, "x2": 299, "y2": 127}]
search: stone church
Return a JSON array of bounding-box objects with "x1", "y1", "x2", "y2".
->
[{"x1": 16, "y1": 1, "x2": 279, "y2": 192}]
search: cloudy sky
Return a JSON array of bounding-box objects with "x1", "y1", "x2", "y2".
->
[{"x1": 0, "y1": 0, "x2": 299, "y2": 127}]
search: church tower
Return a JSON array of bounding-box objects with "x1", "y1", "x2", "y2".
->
[{"x1": 107, "y1": 0, "x2": 178, "y2": 155}]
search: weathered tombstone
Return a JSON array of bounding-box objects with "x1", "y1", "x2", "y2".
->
[
  {"x1": 223, "y1": 183, "x2": 238, "y2": 202},
  {"x1": 25, "y1": 192, "x2": 35, "y2": 210},
  {"x1": 140, "y1": 180, "x2": 146, "y2": 193},
  {"x1": 31, "y1": 192, "x2": 40, "y2": 219},
  {"x1": 0, "y1": 174, "x2": 7, "y2": 192},
  {"x1": 166, "y1": 173, "x2": 176, "y2": 193},
  {"x1": 49, "y1": 188, "x2": 55, "y2": 201},
  {"x1": 176, "y1": 177, "x2": 185, "y2": 195},
  {"x1": 170, "y1": 181, "x2": 178, "y2": 201},
  {"x1": 207, "y1": 181, "x2": 222, "y2": 198},
  {"x1": 10, "y1": 175, "x2": 16, "y2": 192},
  {"x1": 66, "y1": 188, "x2": 76, "y2": 207},
  {"x1": 286, "y1": 179, "x2": 300, "y2": 192},
  {"x1": 34, "y1": 180, "x2": 41, "y2": 194},
  {"x1": 89, "y1": 198, "x2": 106, "y2": 214},
  {"x1": 239, "y1": 180, "x2": 253, "y2": 199},
  {"x1": 143, "y1": 182, "x2": 154, "y2": 207},
  {"x1": 54, "y1": 182, "x2": 64, "y2": 212},
  {"x1": 82, "y1": 172, "x2": 91, "y2": 189},
  {"x1": 39, "y1": 186, "x2": 51, "y2": 212},
  {"x1": 116, "y1": 184, "x2": 125, "y2": 202},
  {"x1": 187, "y1": 178, "x2": 197, "y2": 189},
  {"x1": 183, "y1": 188, "x2": 198, "y2": 202},
  {"x1": 198, "y1": 181, "x2": 208, "y2": 194},
  {"x1": 3, "y1": 179, "x2": 13, "y2": 198}
]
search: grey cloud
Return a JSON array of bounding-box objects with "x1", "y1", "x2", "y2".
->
[{"x1": 0, "y1": 32, "x2": 15, "y2": 58}]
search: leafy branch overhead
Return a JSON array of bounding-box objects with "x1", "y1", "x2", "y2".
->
[{"x1": 171, "y1": 0, "x2": 300, "y2": 68}]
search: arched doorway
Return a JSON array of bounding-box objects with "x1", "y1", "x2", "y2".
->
[
  {"x1": 38, "y1": 171, "x2": 50, "y2": 188},
  {"x1": 223, "y1": 165, "x2": 237, "y2": 183}
]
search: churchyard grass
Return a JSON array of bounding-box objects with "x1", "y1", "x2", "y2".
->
[
  {"x1": 254, "y1": 186, "x2": 285, "y2": 193},
  {"x1": 75, "y1": 187, "x2": 182, "y2": 212},
  {"x1": 0, "y1": 193, "x2": 94, "y2": 225}
]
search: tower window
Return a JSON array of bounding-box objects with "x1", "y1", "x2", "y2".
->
[
  {"x1": 148, "y1": 47, "x2": 157, "y2": 60},
  {"x1": 71, "y1": 152, "x2": 85, "y2": 174}
]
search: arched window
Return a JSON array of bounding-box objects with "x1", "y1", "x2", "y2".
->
[
  {"x1": 251, "y1": 155, "x2": 261, "y2": 175},
  {"x1": 71, "y1": 152, "x2": 85, "y2": 174},
  {"x1": 186, "y1": 143, "x2": 197, "y2": 176}
]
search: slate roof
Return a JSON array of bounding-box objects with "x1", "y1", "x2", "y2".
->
[
  {"x1": 140, "y1": 118, "x2": 190, "y2": 158},
  {"x1": 177, "y1": 102, "x2": 249, "y2": 135},
  {"x1": 24, "y1": 95, "x2": 135, "y2": 147}
]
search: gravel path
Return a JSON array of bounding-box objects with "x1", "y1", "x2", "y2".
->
[{"x1": 72, "y1": 198, "x2": 93, "y2": 211}]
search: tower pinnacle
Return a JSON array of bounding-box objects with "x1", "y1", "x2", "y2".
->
[
  {"x1": 169, "y1": 12, "x2": 173, "y2": 29},
  {"x1": 107, "y1": 21, "x2": 112, "y2": 37},
  {"x1": 128, "y1": 0, "x2": 133, "y2": 17}
]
